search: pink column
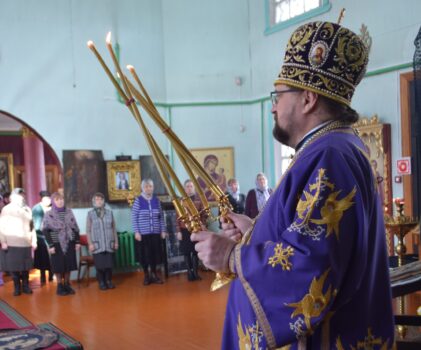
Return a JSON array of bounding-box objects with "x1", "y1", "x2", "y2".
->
[{"x1": 22, "y1": 126, "x2": 46, "y2": 207}]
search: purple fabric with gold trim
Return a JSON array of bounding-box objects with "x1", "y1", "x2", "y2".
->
[{"x1": 222, "y1": 125, "x2": 394, "y2": 349}]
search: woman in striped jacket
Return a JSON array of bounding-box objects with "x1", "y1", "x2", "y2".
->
[{"x1": 131, "y1": 179, "x2": 167, "y2": 286}]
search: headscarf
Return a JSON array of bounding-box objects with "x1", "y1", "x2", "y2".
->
[
  {"x1": 42, "y1": 196, "x2": 78, "y2": 253},
  {"x1": 51, "y1": 192, "x2": 66, "y2": 213},
  {"x1": 228, "y1": 180, "x2": 241, "y2": 201},
  {"x1": 10, "y1": 188, "x2": 25, "y2": 208},
  {"x1": 255, "y1": 173, "x2": 270, "y2": 212},
  {"x1": 141, "y1": 179, "x2": 154, "y2": 200},
  {"x1": 92, "y1": 192, "x2": 105, "y2": 217}
]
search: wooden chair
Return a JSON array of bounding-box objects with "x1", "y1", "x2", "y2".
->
[{"x1": 77, "y1": 234, "x2": 94, "y2": 286}]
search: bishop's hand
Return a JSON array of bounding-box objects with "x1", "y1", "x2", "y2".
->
[
  {"x1": 191, "y1": 231, "x2": 237, "y2": 273},
  {"x1": 220, "y1": 212, "x2": 253, "y2": 241}
]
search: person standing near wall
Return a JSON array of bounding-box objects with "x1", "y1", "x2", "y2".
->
[
  {"x1": 32, "y1": 190, "x2": 53, "y2": 285},
  {"x1": 226, "y1": 178, "x2": 245, "y2": 215},
  {"x1": 244, "y1": 173, "x2": 273, "y2": 219},
  {"x1": 0, "y1": 188, "x2": 37, "y2": 296},
  {"x1": 43, "y1": 192, "x2": 80, "y2": 296},
  {"x1": 86, "y1": 192, "x2": 118, "y2": 290},
  {"x1": 176, "y1": 179, "x2": 205, "y2": 281},
  {"x1": 132, "y1": 179, "x2": 167, "y2": 286}
]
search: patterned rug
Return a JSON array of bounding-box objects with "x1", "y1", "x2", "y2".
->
[
  {"x1": 37, "y1": 323, "x2": 83, "y2": 350},
  {"x1": 0, "y1": 300, "x2": 83, "y2": 349},
  {"x1": 0, "y1": 328, "x2": 58, "y2": 349}
]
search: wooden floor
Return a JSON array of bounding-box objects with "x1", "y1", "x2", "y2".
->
[{"x1": 0, "y1": 270, "x2": 229, "y2": 350}]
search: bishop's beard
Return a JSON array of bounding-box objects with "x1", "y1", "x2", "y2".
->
[{"x1": 272, "y1": 123, "x2": 290, "y2": 146}]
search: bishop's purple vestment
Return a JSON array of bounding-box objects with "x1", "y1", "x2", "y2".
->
[{"x1": 223, "y1": 124, "x2": 394, "y2": 349}]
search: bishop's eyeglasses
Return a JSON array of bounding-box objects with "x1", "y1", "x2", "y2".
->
[{"x1": 270, "y1": 89, "x2": 301, "y2": 105}]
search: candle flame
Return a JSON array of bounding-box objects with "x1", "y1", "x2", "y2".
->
[
  {"x1": 106, "y1": 32, "x2": 112, "y2": 45},
  {"x1": 126, "y1": 65, "x2": 135, "y2": 72},
  {"x1": 87, "y1": 40, "x2": 95, "y2": 49}
]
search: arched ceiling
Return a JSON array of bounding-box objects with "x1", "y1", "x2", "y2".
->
[{"x1": 0, "y1": 112, "x2": 22, "y2": 132}]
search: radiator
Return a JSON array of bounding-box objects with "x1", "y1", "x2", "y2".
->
[{"x1": 115, "y1": 232, "x2": 136, "y2": 268}]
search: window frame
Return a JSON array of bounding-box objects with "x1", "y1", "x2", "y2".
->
[{"x1": 264, "y1": 0, "x2": 331, "y2": 36}]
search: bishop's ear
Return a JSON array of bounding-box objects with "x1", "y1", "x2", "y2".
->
[{"x1": 302, "y1": 89, "x2": 319, "y2": 114}]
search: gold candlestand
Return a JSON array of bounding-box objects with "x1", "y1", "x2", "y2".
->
[{"x1": 384, "y1": 199, "x2": 418, "y2": 339}]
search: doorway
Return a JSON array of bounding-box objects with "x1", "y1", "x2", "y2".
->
[{"x1": 0, "y1": 110, "x2": 63, "y2": 205}]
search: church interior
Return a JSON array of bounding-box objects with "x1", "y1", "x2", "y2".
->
[{"x1": 1, "y1": 0, "x2": 421, "y2": 349}]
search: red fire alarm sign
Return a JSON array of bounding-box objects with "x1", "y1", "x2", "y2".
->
[{"x1": 397, "y1": 157, "x2": 411, "y2": 175}]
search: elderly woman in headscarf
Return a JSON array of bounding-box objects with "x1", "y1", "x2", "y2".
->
[
  {"x1": 226, "y1": 178, "x2": 246, "y2": 214},
  {"x1": 86, "y1": 192, "x2": 118, "y2": 290},
  {"x1": 245, "y1": 172, "x2": 273, "y2": 219},
  {"x1": 131, "y1": 179, "x2": 167, "y2": 286},
  {"x1": 42, "y1": 192, "x2": 80, "y2": 296},
  {"x1": 0, "y1": 188, "x2": 37, "y2": 296}
]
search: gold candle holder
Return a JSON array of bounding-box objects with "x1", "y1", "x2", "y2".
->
[
  {"x1": 384, "y1": 198, "x2": 418, "y2": 339},
  {"x1": 385, "y1": 199, "x2": 418, "y2": 266},
  {"x1": 88, "y1": 34, "x2": 234, "y2": 291},
  {"x1": 127, "y1": 191, "x2": 135, "y2": 207}
]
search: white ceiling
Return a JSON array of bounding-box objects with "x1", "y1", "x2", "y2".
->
[{"x1": 0, "y1": 113, "x2": 22, "y2": 131}]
